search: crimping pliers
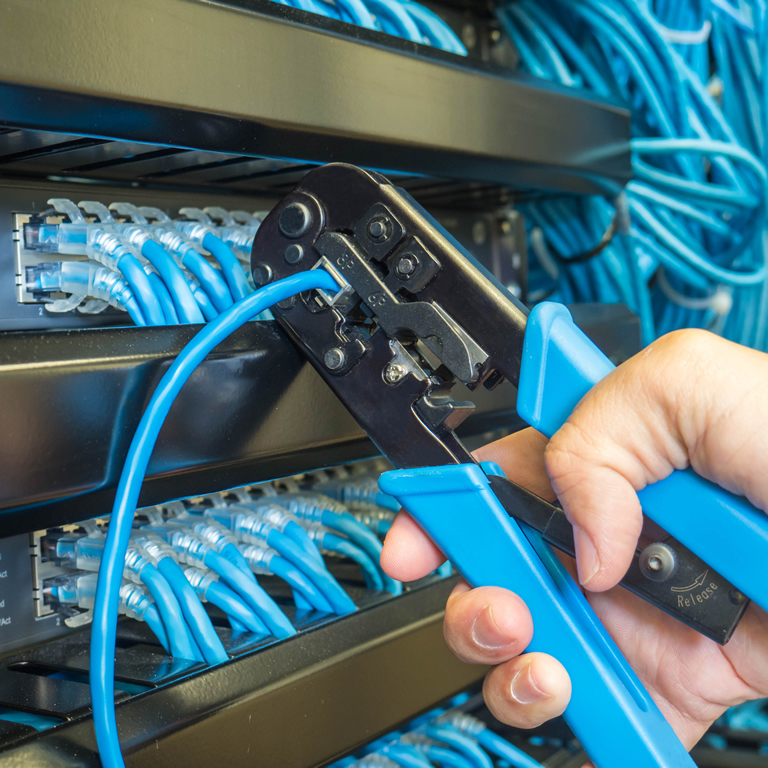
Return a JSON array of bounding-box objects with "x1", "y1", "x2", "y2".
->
[{"x1": 250, "y1": 164, "x2": 768, "y2": 767}]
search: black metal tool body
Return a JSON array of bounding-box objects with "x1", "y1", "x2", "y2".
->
[{"x1": 250, "y1": 163, "x2": 748, "y2": 645}]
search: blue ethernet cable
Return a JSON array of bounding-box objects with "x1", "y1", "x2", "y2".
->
[
  {"x1": 282, "y1": 517, "x2": 325, "y2": 565},
  {"x1": 143, "y1": 604, "x2": 170, "y2": 654},
  {"x1": 322, "y1": 507, "x2": 401, "y2": 595},
  {"x1": 169, "y1": 529, "x2": 296, "y2": 638},
  {"x1": 134, "y1": 563, "x2": 201, "y2": 661},
  {"x1": 500, "y1": 0, "x2": 768, "y2": 349},
  {"x1": 364, "y1": 0, "x2": 423, "y2": 41},
  {"x1": 441, "y1": 713, "x2": 543, "y2": 768},
  {"x1": 139, "y1": 238, "x2": 205, "y2": 324},
  {"x1": 256, "y1": 504, "x2": 328, "y2": 565},
  {"x1": 193, "y1": 520, "x2": 317, "y2": 611},
  {"x1": 184, "y1": 566, "x2": 269, "y2": 635},
  {"x1": 25, "y1": 261, "x2": 146, "y2": 326},
  {"x1": 239, "y1": 521, "x2": 356, "y2": 614},
  {"x1": 182, "y1": 249, "x2": 234, "y2": 311},
  {"x1": 190, "y1": 281, "x2": 218, "y2": 321},
  {"x1": 204, "y1": 548, "x2": 295, "y2": 637},
  {"x1": 91, "y1": 269, "x2": 341, "y2": 768},
  {"x1": 383, "y1": 744, "x2": 433, "y2": 768},
  {"x1": 188, "y1": 519, "x2": 317, "y2": 611},
  {"x1": 424, "y1": 746, "x2": 473, "y2": 768},
  {"x1": 147, "y1": 271, "x2": 179, "y2": 325},
  {"x1": 154, "y1": 556, "x2": 228, "y2": 665},
  {"x1": 269, "y1": 555, "x2": 331, "y2": 611},
  {"x1": 305, "y1": 525, "x2": 384, "y2": 591},
  {"x1": 240, "y1": 544, "x2": 333, "y2": 613},
  {"x1": 400, "y1": 1, "x2": 465, "y2": 54},
  {"x1": 132, "y1": 536, "x2": 226, "y2": 663},
  {"x1": 142, "y1": 214, "x2": 235, "y2": 312},
  {"x1": 276, "y1": 494, "x2": 401, "y2": 594},
  {"x1": 424, "y1": 726, "x2": 493, "y2": 768},
  {"x1": 201, "y1": 233, "x2": 252, "y2": 301},
  {"x1": 473, "y1": 730, "x2": 543, "y2": 768},
  {"x1": 108, "y1": 249, "x2": 165, "y2": 326},
  {"x1": 208, "y1": 582, "x2": 266, "y2": 634}
]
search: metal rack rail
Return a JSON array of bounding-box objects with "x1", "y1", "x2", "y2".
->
[{"x1": 0, "y1": 0, "x2": 631, "y2": 200}]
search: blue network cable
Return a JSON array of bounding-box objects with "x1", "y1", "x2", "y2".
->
[
  {"x1": 424, "y1": 726, "x2": 493, "y2": 768},
  {"x1": 276, "y1": 494, "x2": 402, "y2": 595},
  {"x1": 91, "y1": 270, "x2": 341, "y2": 768},
  {"x1": 134, "y1": 562, "x2": 201, "y2": 661},
  {"x1": 500, "y1": 0, "x2": 768, "y2": 350},
  {"x1": 171, "y1": 531, "x2": 296, "y2": 638},
  {"x1": 305, "y1": 524, "x2": 385, "y2": 591},
  {"x1": 143, "y1": 604, "x2": 170, "y2": 654},
  {"x1": 204, "y1": 502, "x2": 354, "y2": 612},
  {"x1": 185, "y1": 567, "x2": 270, "y2": 635},
  {"x1": 239, "y1": 544, "x2": 334, "y2": 612}
]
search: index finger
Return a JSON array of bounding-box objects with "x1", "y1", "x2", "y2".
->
[{"x1": 380, "y1": 428, "x2": 553, "y2": 582}]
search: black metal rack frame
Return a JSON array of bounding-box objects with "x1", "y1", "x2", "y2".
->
[{"x1": 0, "y1": 0, "x2": 630, "y2": 200}]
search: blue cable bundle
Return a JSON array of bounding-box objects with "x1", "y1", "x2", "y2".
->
[
  {"x1": 499, "y1": 0, "x2": 768, "y2": 350},
  {"x1": 270, "y1": 0, "x2": 467, "y2": 54},
  {"x1": 328, "y1": 704, "x2": 547, "y2": 768}
]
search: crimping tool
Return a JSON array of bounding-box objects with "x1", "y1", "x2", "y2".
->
[{"x1": 250, "y1": 163, "x2": 768, "y2": 767}]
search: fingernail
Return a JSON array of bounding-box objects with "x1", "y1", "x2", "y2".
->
[
  {"x1": 573, "y1": 526, "x2": 600, "y2": 586},
  {"x1": 470, "y1": 605, "x2": 513, "y2": 650},
  {"x1": 510, "y1": 662, "x2": 551, "y2": 705}
]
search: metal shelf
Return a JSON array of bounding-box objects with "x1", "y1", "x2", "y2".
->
[
  {"x1": 0, "y1": 303, "x2": 639, "y2": 534},
  {"x1": 0, "y1": 576, "x2": 486, "y2": 768},
  {"x1": 0, "y1": 0, "x2": 630, "y2": 198},
  {"x1": 0, "y1": 319, "x2": 521, "y2": 535}
]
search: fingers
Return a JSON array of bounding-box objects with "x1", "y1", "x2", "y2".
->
[
  {"x1": 483, "y1": 652, "x2": 571, "y2": 729},
  {"x1": 381, "y1": 510, "x2": 445, "y2": 581},
  {"x1": 381, "y1": 429, "x2": 553, "y2": 582},
  {"x1": 543, "y1": 328, "x2": 768, "y2": 591},
  {"x1": 474, "y1": 428, "x2": 555, "y2": 501},
  {"x1": 443, "y1": 581, "x2": 533, "y2": 664}
]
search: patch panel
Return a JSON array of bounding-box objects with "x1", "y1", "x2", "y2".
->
[{"x1": 0, "y1": 181, "x2": 525, "y2": 333}]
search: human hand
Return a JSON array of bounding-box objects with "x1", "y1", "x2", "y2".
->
[{"x1": 381, "y1": 329, "x2": 768, "y2": 748}]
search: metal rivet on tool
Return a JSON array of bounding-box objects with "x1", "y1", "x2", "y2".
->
[
  {"x1": 729, "y1": 589, "x2": 747, "y2": 605},
  {"x1": 278, "y1": 202, "x2": 312, "y2": 239},
  {"x1": 395, "y1": 255, "x2": 416, "y2": 278},
  {"x1": 639, "y1": 542, "x2": 677, "y2": 582},
  {"x1": 367, "y1": 217, "x2": 390, "y2": 241},
  {"x1": 252, "y1": 263, "x2": 273, "y2": 288},
  {"x1": 324, "y1": 348, "x2": 346, "y2": 370},
  {"x1": 284, "y1": 244, "x2": 304, "y2": 265},
  {"x1": 383, "y1": 363, "x2": 406, "y2": 385},
  {"x1": 277, "y1": 296, "x2": 296, "y2": 311}
]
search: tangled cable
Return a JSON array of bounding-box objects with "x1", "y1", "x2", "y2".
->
[
  {"x1": 500, "y1": 0, "x2": 768, "y2": 350},
  {"x1": 270, "y1": 0, "x2": 467, "y2": 55}
]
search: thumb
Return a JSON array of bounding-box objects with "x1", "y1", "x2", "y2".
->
[{"x1": 543, "y1": 328, "x2": 768, "y2": 591}]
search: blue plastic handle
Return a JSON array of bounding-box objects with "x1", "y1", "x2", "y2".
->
[
  {"x1": 517, "y1": 302, "x2": 768, "y2": 613},
  {"x1": 379, "y1": 463, "x2": 694, "y2": 768}
]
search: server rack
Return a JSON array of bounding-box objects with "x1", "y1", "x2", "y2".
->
[{"x1": 0, "y1": 1, "x2": 632, "y2": 765}]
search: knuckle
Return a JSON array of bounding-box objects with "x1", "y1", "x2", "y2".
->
[{"x1": 653, "y1": 328, "x2": 717, "y2": 374}]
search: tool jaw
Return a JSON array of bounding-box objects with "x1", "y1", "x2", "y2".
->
[{"x1": 250, "y1": 163, "x2": 527, "y2": 469}]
